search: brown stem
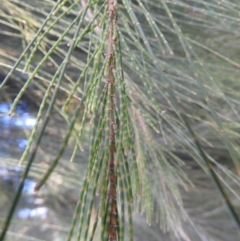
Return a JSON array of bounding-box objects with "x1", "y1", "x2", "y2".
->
[{"x1": 106, "y1": 0, "x2": 118, "y2": 240}]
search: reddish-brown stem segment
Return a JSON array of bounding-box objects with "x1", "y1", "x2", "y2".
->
[{"x1": 106, "y1": 0, "x2": 118, "y2": 240}]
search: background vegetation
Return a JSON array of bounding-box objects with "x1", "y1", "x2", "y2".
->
[{"x1": 0, "y1": 0, "x2": 240, "y2": 240}]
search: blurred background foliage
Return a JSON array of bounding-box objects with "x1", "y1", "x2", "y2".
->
[{"x1": 0, "y1": 0, "x2": 240, "y2": 240}]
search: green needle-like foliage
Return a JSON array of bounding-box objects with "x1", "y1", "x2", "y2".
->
[{"x1": 0, "y1": 0, "x2": 240, "y2": 241}]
